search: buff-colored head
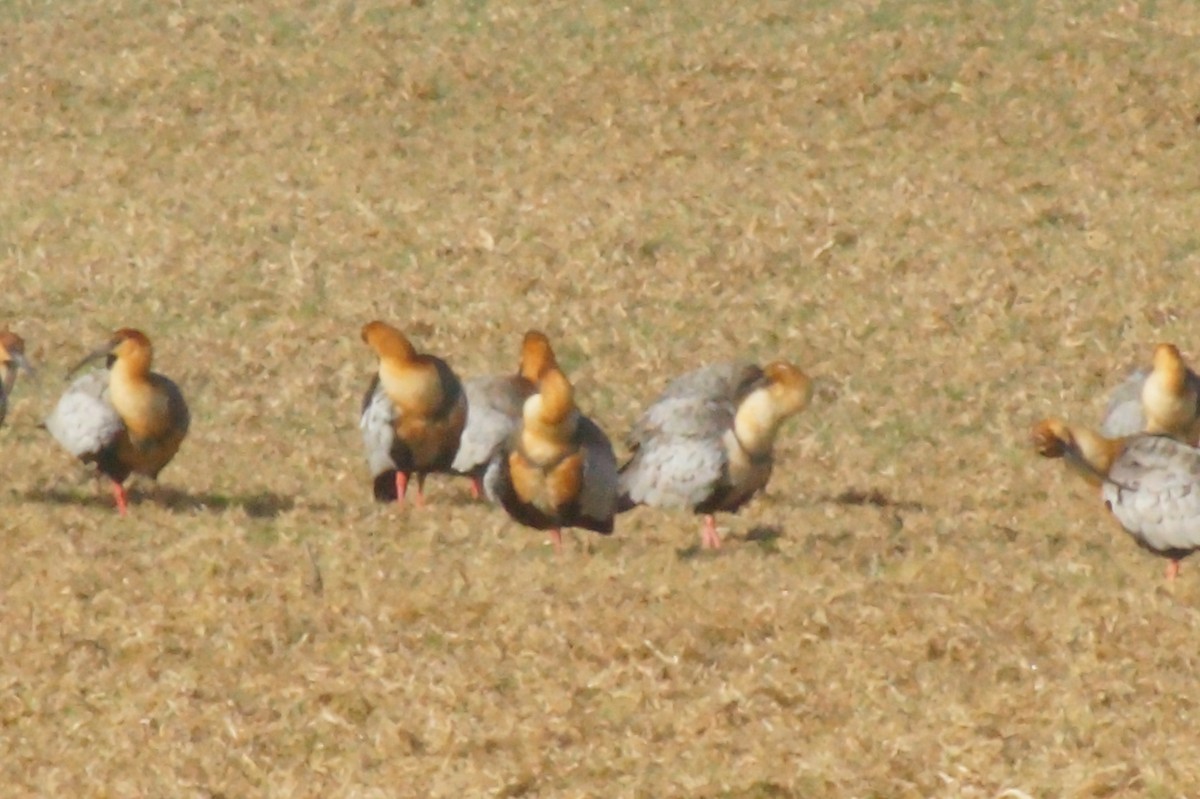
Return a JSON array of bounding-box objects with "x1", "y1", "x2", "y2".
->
[
  {"x1": 1031, "y1": 416, "x2": 1124, "y2": 487},
  {"x1": 731, "y1": 361, "x2": 812, "y2": 456},
  {"x1": 0, "y1": 330, "x2": 34, "y2": 390},
  {"x1": 533, "y1": 366, "x2": 575, "y2": 426},
  {"x1": 109, "y1": 328, "x2": 152, "y2": 360},
  {"x1": 361, "y1": 321, "x2": 417, "y2": 363},
  {"x1": 518, "y1": 330, "x2": 558, "y2": 382},
  {"x1": 1031, "y1": 417, "x2": 1073, "y2": 459},
  {"x1": 69, "y1": 327, "x2": 153, "y2": 376},
  {"x1": 0, "y1": 331, "x2": 31, "y2": 369},
  {"x1": 1152, "y1": 343, "x2": 1188, "y2": 386},
  {"x1": 761, "y1": 361, "x2": 813, "y2": 420}
]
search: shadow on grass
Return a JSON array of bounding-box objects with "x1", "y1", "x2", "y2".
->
[
  {"x1": 23, "y1": 486, "x2": 297, "y2": 518},
  {"x1": 676, "y1": 525, "x2": 785, "y2": 559},
  {"x1": 819, "y1": 487, "x2": 927, "y2": 512}
]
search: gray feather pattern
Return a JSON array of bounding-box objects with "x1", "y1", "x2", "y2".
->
[
  {"x1": 619, "y1": 361, "x2": 761, "y2": 511},
  {"x1": 44, "y1": 371, "x2": 124, "y2": 458},
  {"x1": 359, "y1": 380, "x2": 398, "y2": 478},
  {"x1": 1103, "y1": 435, "x2": 1200, "y2": 556},
  {"x1": 1101, "y1": 368, "x2": 1148, "y2": 438},
  {"x1": 654, "y1": 361, "x2": 759, "y2": 403},
  {"x1": 452, "y1": 375, "x2": 529, "y2": 475}
]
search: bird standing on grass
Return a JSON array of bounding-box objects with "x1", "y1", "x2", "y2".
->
[
  {"x1": 452, "y1": 330, "x2": 557, "y2": 500},
  {"x1": 1032, "y1": 417, "x2": 1200, "y2": 581},
  {"x1": 0, "y1": 329, "x2": 34, "y2": 428},
  {"x1": 360, "y1": 320, "x2": 467, "y2": 507},
  {"x1": 1101, "y1": 343, "x2": 1200, "y2": 442},
  {"x1": 45, "y1": 328, "x2": 190, "y2": 515},
  {"x1": 484, "y1": 335, "x2": 618, "y2": 553},
  {"x1": 617, "y1": 361, "x2": 813, "y2": 550}
]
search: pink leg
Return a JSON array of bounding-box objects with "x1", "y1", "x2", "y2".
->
[
  {"x1": 414, "y1": 474, "x2": 427, "y2": 509},
  {"x1": 1166, "y1": 560, "x2": 1181, "y2": 581},
  {"x1": 111, "y1": 481, "x2": 128, "y2": 517},
  {"x1": 549, "y1": 529, "x2": 564, "y2": 555},
  {"x1": 469, "y1": 475, "x2": 483, "y2": 501},
  {"x1": 394, "y1": 472, "x2": 408, "y2": 507},
  {"x1": 700, "y1": 514, "x2": 722, "y2": 549}
]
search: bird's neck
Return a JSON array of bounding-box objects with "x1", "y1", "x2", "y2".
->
[
  {"x1": 520, "y1": 391, "x2": 578, "y2": 464},
  {"x1": 379, "y1": 358, "x2": 444, "y2": 414},
  {"x1": 1068, "y1": 427, "x2": 1126, "y2": 487},
  {"x1": 733, "y1": 389, "x2": 783, "y2": 456},
  {"x1": 108, "y1": 357, "x2": 165, "y2": 436}
]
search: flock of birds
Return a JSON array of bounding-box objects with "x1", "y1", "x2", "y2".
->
[
  {"x1": 5, "y1": 325, "x2": 1200, "y2": 575},
  {"x1": 0, "y1": 324, "x2": 813, "y2": 553}
]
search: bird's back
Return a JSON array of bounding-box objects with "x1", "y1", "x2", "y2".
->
[
  {"x1": 1103, "y1": 434, "x2": 1200, "y2": 558},
  {"x1": 1100, "y1": 368, "x2": 1148, "y2": 439},
  {"x1": 654, "y1": 361, "x2": 759, "y2": 403},
  {"x1": 45, "y1": 371, "x2": 124, "y2": 460},
  {"x1": 452, "y1": 374, "x2": 533, "y2": 475}
]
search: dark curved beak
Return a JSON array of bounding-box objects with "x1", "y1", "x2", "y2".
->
[
  {"x1": 9, "y1": 351, "x2": 34, "y2": 378},
  {"x1": 66, "y1": 339, "x2": 115, "y2": 379}
]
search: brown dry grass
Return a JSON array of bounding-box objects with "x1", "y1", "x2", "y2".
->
[{"x1": 2, "y1": 0, "x2": 1200, "y2": 796}]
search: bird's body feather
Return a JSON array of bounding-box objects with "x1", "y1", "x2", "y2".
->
[
  {"x1": 485, "y1": 414, "x2": 617, "y2": 534},
  {"x1": 1103, "y1": 434, "x2": 1200, "y2": 561},
  {"x1": 452, "y1": 374, "x2": 535, "y2": 478}
]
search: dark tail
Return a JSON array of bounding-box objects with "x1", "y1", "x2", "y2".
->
[{"x1": 373, "y1": 470, "x2": 398, "y2": 502}]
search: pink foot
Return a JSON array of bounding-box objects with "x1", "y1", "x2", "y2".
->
[
  {"x1": 1166, "y1": 560, "x2": 1181, "y2": 581},
  {"x1": 549, "y1": 529, "x2": 564, "y2": 555},
  {"x1": 394, "y1": 472, "x2": 408, "y2": 507},
  {"x1": 469, "y1": 476, "x2": 483, "y2": 501},
  {"x1": 700, "y1": 514, "x2": 722, "y2": 549},
  {"x1": 111, "y1": 481, "x2": 128, "y2": 517}
]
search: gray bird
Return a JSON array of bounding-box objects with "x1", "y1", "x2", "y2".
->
[
  {"x1": 1033, "y1": 417, "x2": 1200, "y2": 580},
  {"x1": 617, "y1": 361, "x2": 812, "y2": 549}
]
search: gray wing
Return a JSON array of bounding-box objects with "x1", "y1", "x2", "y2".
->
[
  {"x1": 577, "y1": 415, "x2": 618, "y2": 524},
  {"x1": 619, "y1": 425, "x2": 729, "y2": 510},
  {"x1": 1103, "y1": 435, "x2": 1200, "y2": 555},
  {"x1": 452, "y1": 375, "x2": 529, "y2": 475},
  {"x1": 626, "y1": 362, "x2": 756, "y2": 447},
  {"x1": 628, "y1": 395, "x2": 736, "y2": 445},
  {"x1": 1101, "y1": 368, "x2": 1147, "y2": 438},
  {"x1": 359, "y1": 376, "x2": 398, "y2": 477},
  {"x1": 655, "y1": 361, "x2": 760, "y2": 403},
  {"x1": 45, "y1": 371, "x2": 124, "y2": 458},
  {"x1": 621, "y1": 368, "x2": 742, "y2": 510}
]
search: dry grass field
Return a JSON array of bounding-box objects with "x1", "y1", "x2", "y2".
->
[{"x1": 3, "y1": 0, "x2": 1200, "y2": 795}]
